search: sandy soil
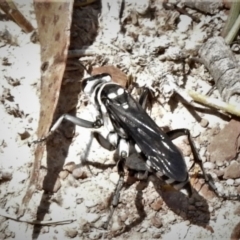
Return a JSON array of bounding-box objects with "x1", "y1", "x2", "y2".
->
[{"x1": 0, "y1": 1, "x2": 240, "y2": 240}]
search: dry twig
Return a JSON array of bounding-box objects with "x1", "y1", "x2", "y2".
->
[
  {"x1": 222, "y1": 1, "x2": 240, "y2": 43},
  {"x1": 0, "y1": 0, "x2": 34, "y2": 33},
  {"x1": 199, "y1": 37, "x2": 240, "y2": 104},
  {"x1": 0, "y1": 209, "x2": 75, "y2": 226},
  {"x1": 188, "y1": 90, "x2": 240, "y2": 117}
]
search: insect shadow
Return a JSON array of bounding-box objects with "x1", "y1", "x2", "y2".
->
[
  {"x1": 107, "y1": 174, "x2": 210, "y2": 238},
  {"x1": 151, "y1": 176, "x2": 210, "y2": 227},
  {"x1": 32, "y1": 80, "x2": 82, "y2": 239},
  {"x1": 83, "y1": 151, "x2": 210, "y2": 238},
  {"x1": 108, "y1": 184, "x2": 147, "y2": 238}
]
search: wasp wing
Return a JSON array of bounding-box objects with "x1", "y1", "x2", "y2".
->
[{"x1": 105, "y1": 90, "x2": 188, "y2": 182}]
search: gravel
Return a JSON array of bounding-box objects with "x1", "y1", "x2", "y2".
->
[{"x1": 1, "y1": 1, "x2": 240, "y2": 240}]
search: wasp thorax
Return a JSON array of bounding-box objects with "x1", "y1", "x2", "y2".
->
[{"x1": 82, "y1": 73, "x2": 112, "y2": 95}]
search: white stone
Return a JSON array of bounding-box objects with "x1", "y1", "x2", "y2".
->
[
  {"x1": 234, "y1": 178, "x2": 240, "y2": 185},
  {"x1": 162, "y1": 211, "x2": 176, "y2": 225},
  {"x1": 203, "y1": 162, "x2": 215, "y2": 169},
  {"x1": 109, "y1": 172, "x2": 119, "y2": 185},
  {"x1": 226, "y1": 179, "x2": 234, "y2": 186},
  {"x1": 111, "y1": 221, "x2": 122, "y2": 231},
  {"x1": 83, "y1": 213, "x2": 100, "y2": 223},
  {"x1": 177, "y1": 15, "x2": 192, "y2": 33}
]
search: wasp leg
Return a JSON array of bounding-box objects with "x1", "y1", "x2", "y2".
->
[
  {"x1": 166, "y1": 129, "x2": 239, "y2": 199},
  {"x1": 33, "y1": 114, "x2": 103, "y2": 143},
  {"x1": 103, "y1": 158, "x2": 125, "y2": 229},
  {"x1": 126, "y1": 153, "x2": 149, "y2": 180},
  {"x1": 92, "y1": 132, "x2": 117, "y2": 151},
  {"x1": 138, "y1": 88, "x2": 153, "y2": 110},
  {"x1": 103, "y1": 138, "x2": 130, "y2": 229},
  {"x1": 129, "y1": 170, "x2": 148, "y2": 181},
  {"x1": 166, "y1": 129, "x2": 214, "y2": 191},
  {"x1": 166, "y1": 128, "x2": 202, "y2": 166}
]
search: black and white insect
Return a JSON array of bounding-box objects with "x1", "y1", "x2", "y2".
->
[{"x1": 34, "y1": 72, "x2": 236, "y2": 229}]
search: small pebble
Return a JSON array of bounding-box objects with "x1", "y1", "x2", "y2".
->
[
  {"x1": 136, "y1": 0, "x2": 149, "y2": 14},
  {"x1": 72, "y1": 168, "x2": 87, "y2": 179},
  {"x1": 200, "y1": 118, "x2": 209, "y2": 128},
  {"x1": 63, "y1": 162, "x2": 76, "y2": 173},
  {"x1": 177, "y1": 15, "x2": 192, "y2": 32},
  {"x1": 234, "y1": 178, "x2": 240, "y2": 185},
  {"x1": 231, "y1": 44, "x2": 240, "y2": 53},
  {"x1": 223, "y1": 161, "x2": 240, "y2": 179},
  {"x1": 109, "y1": 172, "x2": 119, "y2": 185},
  {"x1": 59, "y1": 170, "x2": 69, "y2": 180},
  {"x1": 200, "y1": 184, "x2": 216, "y2": 200},
  {"x1": 150, "y1": 198, "x2": 163, "y2": 211},
  {"x1": 119, "y1": 211, "x2": 128, "y2": 222},
  {"x1": 151, "y1": 216, "x2": 162, "y2": 228},
  {"x1": 203, "y1": 162, "x2": 215, "y2": 169},
  {"x1": 209, "y1": 206, "x2": 213, "y2": 213},
  {"x1": 225, "y1": 161, "x2": 230, "y2": 166},
  {"x1": 216, "y1": 161, "x2": 224, "y2": 167},
  {"x1": 214, "y1": 169, "x2": 224, "y2": 177},
  {"x1": 111, "y1": 221, "x2": 123, "y2": 231},
  {"x1": 226, "y1": 179, "x2": 234, "y2": 186},
  {"x1": 152, "y1": 232, "x2": 161, "y2": 238},
  {"x1": 184, "y1": 220, "x2": 191, "y2": 226},
  {"x1": 65, "y1": 228, "x2": 78, "y2": 238},
  {"x1": 125, "y1": 218, "x2": 132, "y2": 225},
  {"x1": 76, "y1": 198, "x2": 84, "y2": 204}
]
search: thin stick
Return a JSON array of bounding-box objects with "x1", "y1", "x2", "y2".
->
[
  {"x1": 225, "y1": 14, "x2": 240, "y2": 45},
  {"x1": 0, "y1": 0, "x2": 34, "y2": 33},
  {"x1": 188, "y1": 90, "x2": 240, "y2": 117},
  {"x1": 222, "y1": 1, "x2": 240, "y2": 38},
  {"x1": 0, "y1": 209, "x2": 76, "y2": 226},
  {"x1": 167, "y1": 81, "x2": 206, "y2": 110}
]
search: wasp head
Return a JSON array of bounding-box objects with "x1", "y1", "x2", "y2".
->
[{"x1": 81, "y1": 73, "x2": 112, "y2": 96}]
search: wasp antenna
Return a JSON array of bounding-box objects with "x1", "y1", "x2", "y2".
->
[{"x1": 78, "y1": 61, "x2": 92, "y2": 77}]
